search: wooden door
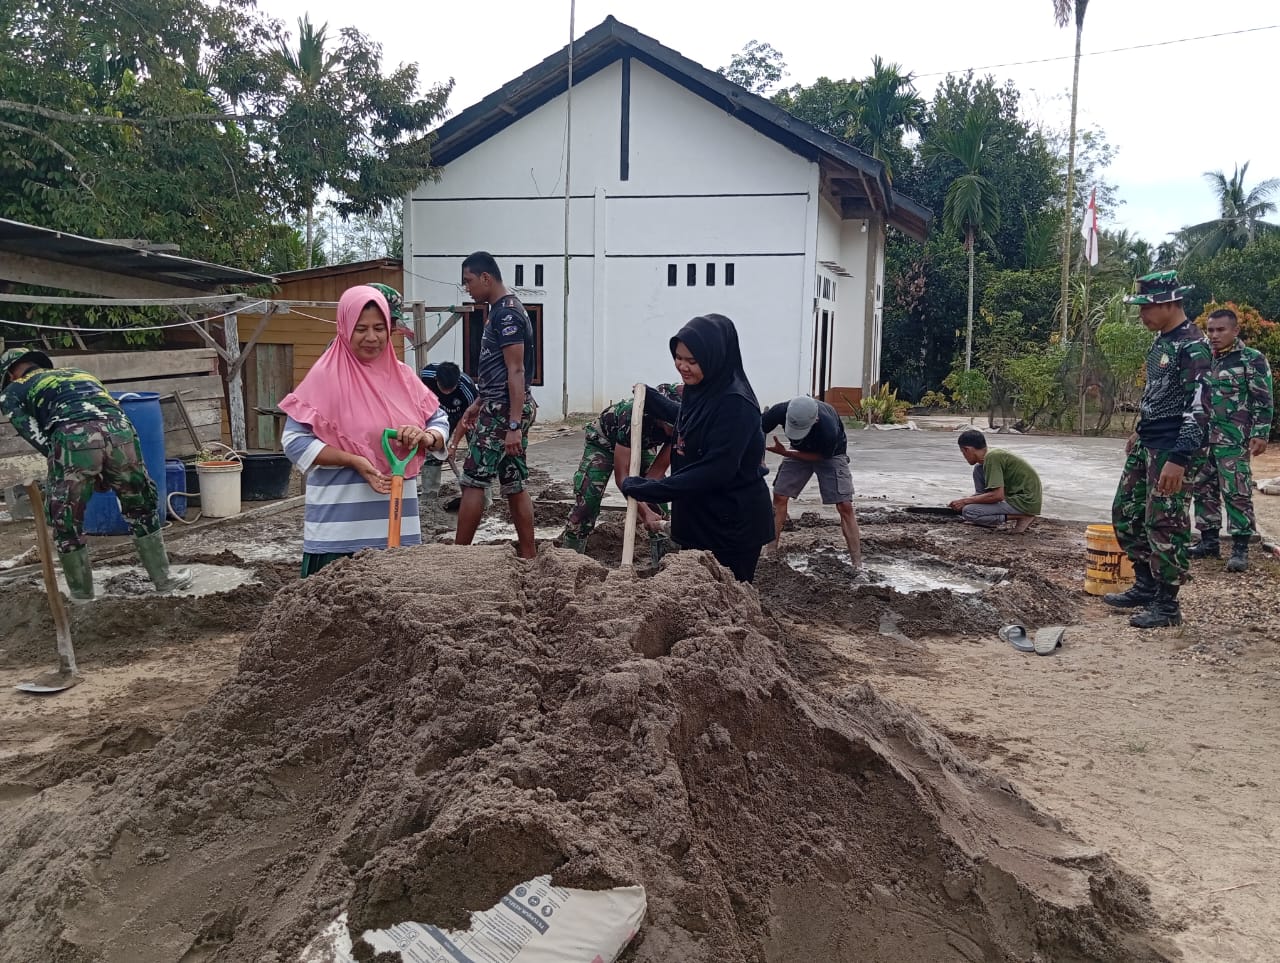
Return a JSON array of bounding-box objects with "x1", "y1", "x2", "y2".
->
[{"x1": 242, "y1": 343, "x2": 294, "y2": 451}]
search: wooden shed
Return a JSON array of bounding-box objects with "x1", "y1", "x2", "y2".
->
[{"x1": 230, "y1": 259, "x2": 407, "y2": 449}]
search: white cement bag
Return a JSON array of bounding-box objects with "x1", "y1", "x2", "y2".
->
[{"x1": 300, "y1": 875, "x2": 646, "y2": 963}]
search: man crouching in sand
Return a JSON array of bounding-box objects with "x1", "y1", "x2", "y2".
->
[{"x1": 948, "y1": 429, "x2": 1042, "y2": 533}]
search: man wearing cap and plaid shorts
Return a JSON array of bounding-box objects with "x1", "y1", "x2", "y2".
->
[
  {"x1": 1103, "y1": 270, "x2": 1211, "y2": 629},
  {"x1": 762, "y1": 395, "x2": 861, "y2": 569}
]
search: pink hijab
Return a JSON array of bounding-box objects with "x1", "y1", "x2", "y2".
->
[{"x1": 279, "y1": 285, "x2": 440, "y2": 478}]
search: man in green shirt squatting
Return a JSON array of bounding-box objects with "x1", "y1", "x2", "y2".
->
[{"x1": 948, "y1": 429, "x2": 1042, "y2": 533}]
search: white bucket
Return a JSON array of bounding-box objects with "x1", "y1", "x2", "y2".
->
[{"x1": 196, "y1": 461, "x2": 243, "y2": 518}]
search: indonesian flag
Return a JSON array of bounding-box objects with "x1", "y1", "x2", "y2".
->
[{"x1": 1081, "y1": 187, "x2": 1100, "y2": 267}]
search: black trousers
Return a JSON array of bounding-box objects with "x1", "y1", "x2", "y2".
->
[{"x1": 712, "y1": 546, "x2": 762, "y2": 583}]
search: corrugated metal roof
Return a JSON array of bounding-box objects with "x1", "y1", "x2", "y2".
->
[{"x1": 0, "y1": 218, "x2": 273, "y2": 290}]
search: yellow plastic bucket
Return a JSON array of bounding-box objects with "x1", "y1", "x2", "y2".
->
[{"x1": 1084, "y1": 523, "x2": 1134, "y2": 596}]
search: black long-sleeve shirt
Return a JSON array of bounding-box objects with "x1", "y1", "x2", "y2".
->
[
  {"x1": 623, "y1": 389, "x2": 773, "y2": 553},
  {"x1": 1136, "y1": 319, "x2": 1211, "y2": 466}
]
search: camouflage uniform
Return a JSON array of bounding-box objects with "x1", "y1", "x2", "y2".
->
[
  {"x1": 1, "y1": 365, "x2": 159, "y2": 552},
  {"x1": 460, "y1": 398, "x2": 536, "y2": 496},
  {"x1": 1111, "y1": 320, "x2": 1211, "y2": 584},
  {"x1": 1188, "y1": 340, "x2": 1274, "y2": 538},
  {"x1": 560, "y1": 385, "x2": 681, "y2": 552}
]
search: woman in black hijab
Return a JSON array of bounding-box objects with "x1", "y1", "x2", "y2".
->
[{"x1": 620, "y1": 314, "x2": 774, "y2": 581}]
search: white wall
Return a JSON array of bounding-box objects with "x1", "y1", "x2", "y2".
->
[
  {"x1": 830, "y1": 218, "x2": 874, "y2": 393},
  {"x1": 405, "y1": 57, "x2": 835, "y2": 416}
]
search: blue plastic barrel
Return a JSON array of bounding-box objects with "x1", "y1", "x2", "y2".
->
[
  {"x1": 165, "y1": 459, "x2": 187, "y2": 519},
  {"x1": 83, "y1": 391, "x2": 166, "y2": 535}
]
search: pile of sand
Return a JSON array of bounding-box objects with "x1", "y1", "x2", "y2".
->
[{"x1": 0, "y1": 547, "x2": 1171, "y2": 961}]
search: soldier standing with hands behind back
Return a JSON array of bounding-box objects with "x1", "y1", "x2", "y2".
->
[
  {"x1": 1187, "y1": 307, "x2": 1274, "y2": 572},
  {"x1": 1103, "y1": 271, "x2": 1211, "y2": 629}
]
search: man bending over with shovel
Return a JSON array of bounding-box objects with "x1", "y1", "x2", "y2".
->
[
  {"x1": 763, "y1": 395, "x2": 862, "y2": 569},
  {"x1": 558, "y1": 383, "x2": 682, "y2": 554},
  {"x1": 0, "y1": 348, "x2": 190, "y2": 600}
]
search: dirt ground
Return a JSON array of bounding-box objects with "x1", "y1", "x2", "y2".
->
[{"x1": 0, "y1": 452, "x2": 1278, "y2": 960}]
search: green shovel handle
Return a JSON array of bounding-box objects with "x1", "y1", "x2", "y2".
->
[{"x1": 381, "y1": 428, "x2": 417, "y2": 476}]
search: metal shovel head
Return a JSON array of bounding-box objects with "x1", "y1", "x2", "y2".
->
[
  {"x1": 442, "y1": 495, "x2": 462, "y2": 513},
  {"x1": 15, "y1": 669, "x2": 81, "y2": 694}
]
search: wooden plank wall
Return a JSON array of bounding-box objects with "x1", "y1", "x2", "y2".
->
[
  {"x1": 0, "y1": 348, "x2": 223, "y2": 459},
  {"x1": 239, "y1": 262, "x2": 409, "y2": 391}
]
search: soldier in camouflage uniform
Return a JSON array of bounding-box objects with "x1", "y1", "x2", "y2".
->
[
  {"x1": 559, "y1": 383, "x2": 683, "y2": 553},
  {"x1": 0, "y1": 348, "x2": 190, "y2": 601},
  {"x1": 1103, "y1": 271, "x2": 1211, "y2": 629},
  {"x1": 1187, "y1": 308, "x2": 1274, "y2": 572}
]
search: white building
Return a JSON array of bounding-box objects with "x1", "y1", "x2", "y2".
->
[{"x1": 403, "y1": 16, "x2": 930, "y2": 419}]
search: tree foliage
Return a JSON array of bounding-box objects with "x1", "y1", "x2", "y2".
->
[
  {"x1": 1178, "y1": 162, "x2": 1280, "y2": 262},
  {"x1": 718, "y1": 40, "x2": 787, "y2": 95},
  {"x1": 0, "y1": 0, "x2": 450, "y2": 281}
]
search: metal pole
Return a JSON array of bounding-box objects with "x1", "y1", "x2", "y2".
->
[{"x1": 561, "y1": 0, "x2": 575, "y2": 421}]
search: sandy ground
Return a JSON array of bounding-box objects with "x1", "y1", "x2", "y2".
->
[{"x1": 0, "y1": 435, "x2": 1277, "y2": 960}]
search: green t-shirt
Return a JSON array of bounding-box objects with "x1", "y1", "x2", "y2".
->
[{"x1": 982, "y1": 448, "x2": 1042, "y2": 516}]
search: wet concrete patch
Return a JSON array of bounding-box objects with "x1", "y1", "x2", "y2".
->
[
  {"x1": 785, "y1": 549, "x2": 1007, "y2": 595},
  {"x1": 67, "y1": 563, "x2": 258, "y2": 599}
]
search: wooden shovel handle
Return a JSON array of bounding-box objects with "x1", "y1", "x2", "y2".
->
[
  {"x1": 621, "y1": 383, "x2": 647, "y2": 569},
  {"x1": 24, "y1": 484, "x2": 76, "y2": 675},
  {"x1": 387, "y1": 475, "x2": 404, "y2": 548}
]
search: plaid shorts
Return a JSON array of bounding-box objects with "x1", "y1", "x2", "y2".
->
[{"x1": 461, "y1": 399, "x2": 535, "y2": 496}]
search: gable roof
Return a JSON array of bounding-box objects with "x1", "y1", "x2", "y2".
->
[{"x1": 428, "y1": 16, "x2": 932, "y2": 241}]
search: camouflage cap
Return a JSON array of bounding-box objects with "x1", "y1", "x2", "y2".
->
[
  {"x1": 0, "y1": 347, "x2": 52, "y2": 386},
  {"x1": 656, "y1": 382, "x2": 685, "y2": 401},
  {"x1": 368, "y1": 283, "x2": 403, "y2": 322},
  {"x1": 1124, "y1": 270, "x2": 1194, "y2": 305}
]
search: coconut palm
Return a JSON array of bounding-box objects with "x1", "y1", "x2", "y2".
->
[
  {"x1": 844, "y1": 57, "x2": 924, "y2": 181},
  {"x1": 1178, "y1": 162, "x2": 1280, "y2": 261},
  {"x1": 276, "y1": 16, "x2": 342, "y2": 267},
  {"x1": 1054, "y1": 0, "x2": 1091, "y2": 338},
  {"x1": 922, "y1": 109, "x2": 1001, "y2": 371}
]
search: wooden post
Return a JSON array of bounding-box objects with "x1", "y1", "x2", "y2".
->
[
  {"x1": 25, "y1": 483, "x2": 78, "y2": 679},
  {"x1": 412, "y1": 302, "x2": 427, "y2": 368},
  {"x1": 224, "y1": 313, "x2": 247, "y2": 450},
  {"x1": 621, "y1": 383, "x2": 646, "y2": 569}
]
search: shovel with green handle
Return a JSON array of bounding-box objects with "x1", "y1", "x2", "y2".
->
[{"x1": 381, "y1": 428, "x2": 420, "y2": 548}]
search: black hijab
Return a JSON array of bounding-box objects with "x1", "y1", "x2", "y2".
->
[{"x1": 669, "y1": 314, "x2": 759, "y2": 444}]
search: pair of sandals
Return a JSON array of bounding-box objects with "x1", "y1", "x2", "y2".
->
[{"x1": 999, "y1": 623, "x2": 1064, "y2": 656}]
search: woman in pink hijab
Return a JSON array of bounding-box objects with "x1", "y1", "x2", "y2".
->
[{"x1": 279, "y1": 285, "x2": 449, "y2": 576}]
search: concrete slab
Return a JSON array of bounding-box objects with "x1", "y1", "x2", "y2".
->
[{"x1": 528, "y1": 427, "x2": 1127, "y2": 524}]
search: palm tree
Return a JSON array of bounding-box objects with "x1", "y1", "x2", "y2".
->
[
  {"x1": 844, "y1": 57, "x2": 924, "y2": 181},
  {"x1": 1178, "y1": 162, "x2": 1280, "y2": 261},
  {"x1": 276, "y1": 16, "x2": 342, "y2": 267},
  {"x1": 1054, "y1": 0, "x2": 1090, "y2": 339},
  {"x1": 923, "y1": 110, "x2": 1001, "y2": 371}
]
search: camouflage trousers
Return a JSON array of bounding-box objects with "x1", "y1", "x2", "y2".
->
[
  {"x1": 47, "y1": 416, "x2": 159, "y2": 553},
  {"x1": 461, "y1": 399, "x2": 535, "y2": 496},
  {"x1": 1111, "y1": 442, "x2": 1192, "y2": 585},
  {"x1": 1188, "y1": 444, "x2": 1256, "y2": 538},
  {"x1": 560, "y1": 428, "x2": 660, "y2": 551}
]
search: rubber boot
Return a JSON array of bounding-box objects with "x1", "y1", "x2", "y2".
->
[
  {"x1": 1130, "y1": 583, "x2": 1182, "y2": 629},
  {"x1": 57, "y1": 547, "x2": 95, "y2": 603},
  {"x1": 1102, "y1": 560, "x2": 1157, "y2": 609},
  {"x1": 133, "y1": 530, "x2": 192, "y2": 592},
  {"x1": 1188, "y1": 533, "x2": 1221, "y2": 559},
  {"x1": 1226, "y1": 536, "x2": 1250, "y2": 573}
]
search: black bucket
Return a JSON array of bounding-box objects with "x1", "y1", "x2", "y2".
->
[
  {"x1": 184, "y1": 461, "x2": 201, "y2": 506},
  {"x1": 240, "y1": 453, "x2": 292, "y2": 501}
]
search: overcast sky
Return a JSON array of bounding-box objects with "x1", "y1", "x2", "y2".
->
[{"x1": 258, "y1": 0, "x2": 1278, "y2": 245}]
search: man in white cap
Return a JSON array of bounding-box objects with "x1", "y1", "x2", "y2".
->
[{"x1": 762, "y1": 395, "x2": 861, "y2": 568}]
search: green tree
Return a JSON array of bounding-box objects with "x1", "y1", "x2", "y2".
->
[
  {"x1": 1053, "y1": 0, "x2": 1091, "y2": 338},
  {"x1": 718, "y1": 40, "x2": 787, "y2": 95},
  {"x1": 923, "y1": 108, "x2": 1001, "y2": 370},
  {"x1": 843, "y1": 57, "x2": 923, "y2": 181},
  {"x1": 1178, "y1": 162, "x2": 1280, "y2": 262},
  {"x1": 269, "y1": 16, "x2": 451, "y2": 269},
  {"x1": 1181, "y1": 234, "x2": 1280, "y2": 321},
  {"x1": 772, "y1": 77, "x2": 858, "y2": 140}
]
